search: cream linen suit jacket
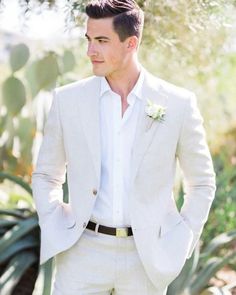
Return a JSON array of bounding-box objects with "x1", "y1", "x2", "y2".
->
[{"x1": 32, "y1": 68, "x2": 216, "y2": 290}]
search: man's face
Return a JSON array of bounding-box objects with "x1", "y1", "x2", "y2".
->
[{"x1": 85, "y1": 17, "x2": 130, "y2": 79}]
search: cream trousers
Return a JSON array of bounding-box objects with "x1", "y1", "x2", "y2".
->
[{"x1": 52, "y1": 228, "x2": 167, "y2": 295}]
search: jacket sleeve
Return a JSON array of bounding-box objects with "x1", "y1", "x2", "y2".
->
[
  {"x1": 31, "y1": 90, "x2": 70, "y2": 226},
  {"x1": 176, "y1": 93, "x2": 216, "y2": 258}
]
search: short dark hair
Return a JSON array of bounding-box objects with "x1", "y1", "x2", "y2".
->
[{"x1": 85, "y1": 0, "x2": 144, "y2": 42}]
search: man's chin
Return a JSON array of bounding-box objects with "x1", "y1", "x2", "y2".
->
[{"x1": 92, "y1": 70, "x2": 106, "y2": 77}]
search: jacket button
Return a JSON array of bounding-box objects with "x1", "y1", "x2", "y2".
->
[{"x1": 92, "y1": 189, "x2": 97, "y2": 196}]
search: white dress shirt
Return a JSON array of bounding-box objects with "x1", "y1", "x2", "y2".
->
[{"x1": 90, "y1": 70, "x2": 145, "y2": 227}]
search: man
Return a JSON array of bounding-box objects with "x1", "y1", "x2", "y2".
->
[{"x1": 32, "y1": 0, "x2": 216, "y2": 294}]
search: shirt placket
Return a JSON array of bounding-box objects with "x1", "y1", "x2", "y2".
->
[
  {"x1": 120, "y1": 95, "x2": 135, "y2": 225},
  {"x1": 112, "y1": 94, "x2": 123, "y2": 225}
]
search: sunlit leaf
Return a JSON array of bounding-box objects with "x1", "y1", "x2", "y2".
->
[
  {"x1": 10, "y1": 43, "x2": 30, "y2": 72},
  {"x1": 16, "y1": 116, "x2": 36, "y2": 164},
  {"x1": 2, "y1": 76, "x2": 26, "y2": 116},
  {"x1": 8, "y1": 193, "x2": 34, "y2": 207},
  {"x1": 0, "y1": 114, "x2": 8, "y2": 134},
  {"x1": 25, "y1": 60, "x2": 41, "y2": 98},
  {"x1": 36, "y1": 53, "x2": 60, "y2": 90},
  {"x1": 62, "y1": 50, "x2": 76, "y2": 73}
]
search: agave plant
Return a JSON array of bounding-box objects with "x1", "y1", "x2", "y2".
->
[
  {"x1": 0, "y1": 172, "x2": 54, "y2": 295},
  {"x1": 167, "y1": 229, "x2": 236, "y2": 295}
]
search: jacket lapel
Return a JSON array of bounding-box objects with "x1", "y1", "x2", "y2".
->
[
  {"x1": 77, "y1": 71, "x2": 167, "y2": 186},
  {"x1": 77, "y1": 77, "x2": 101, "y2": 182},
  {"x1": 130, "y1": 70, "x2": 167, "y2": 185}
]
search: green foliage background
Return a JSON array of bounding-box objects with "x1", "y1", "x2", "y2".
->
[
  {"x1": 0, "y1": 0, "x2": 236, "y2": 294},
  {"x1": 1, "y1": 0, "x2": 235, "y2": 250}
]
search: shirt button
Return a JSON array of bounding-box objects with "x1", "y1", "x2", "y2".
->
[
  {"x1": 92, "y1": 189, "x2": 98, "y2": 196},
  {"x1": 83, "y1": 222, "x2": 87, "y2": 228}
]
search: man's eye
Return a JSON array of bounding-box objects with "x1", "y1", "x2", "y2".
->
[{"x1": 98, "y1": 40, "x2": 107, "y2": 43}]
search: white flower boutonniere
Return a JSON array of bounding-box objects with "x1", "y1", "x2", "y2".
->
[{"x1": 145, "y1": 99, "x2": 166, "y2": 122}]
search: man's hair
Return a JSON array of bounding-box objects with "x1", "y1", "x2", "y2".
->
[{"x1": 85, "y1": 0, "x2": 144, "y2": 42}]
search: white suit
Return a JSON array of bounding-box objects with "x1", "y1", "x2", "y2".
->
[{"x1": 32, "y1": 69, "x2": 216, "y2": 291}]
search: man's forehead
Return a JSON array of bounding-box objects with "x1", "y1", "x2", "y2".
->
[{"x1": 86, "y1": 17, "x2": 115, "y2": 35}]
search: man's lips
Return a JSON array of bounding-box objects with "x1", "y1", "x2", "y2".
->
[{"x1": 91, "y1": 60, "x2": 104, "y2": 64}]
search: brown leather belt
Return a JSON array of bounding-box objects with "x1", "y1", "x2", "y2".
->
[{"x1": 86, "y1": 221, "x2": 133, "y2": 237}]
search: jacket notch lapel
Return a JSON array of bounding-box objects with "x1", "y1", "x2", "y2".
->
[
  {"x1": 130, "y1": 72, "x2": 167, "y2": 184},
  {"x1": 77, "y1": 77, "x2": 101, "y2": 182}
]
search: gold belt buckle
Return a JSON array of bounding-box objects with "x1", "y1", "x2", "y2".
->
[{"x1": 116, "y1": 228, "x2": 128, "y2": 237}]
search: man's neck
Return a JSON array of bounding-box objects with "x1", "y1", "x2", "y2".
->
[{"x1": 105, "y1": 62, "x2": 141, "y2": 100}]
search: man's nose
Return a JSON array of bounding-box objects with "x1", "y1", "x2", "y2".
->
[{"x1": 87, "y1": 43, "x2": 98, "y2": 57}]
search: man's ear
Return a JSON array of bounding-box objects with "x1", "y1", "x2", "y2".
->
[{"x1": 127, "y1": 36, "x2": 139, "y2": 50}]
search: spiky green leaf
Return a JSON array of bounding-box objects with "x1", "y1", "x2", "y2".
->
[
  {"x1": 0, "y1": 251, "x2": 38, "y2": 295},
  {"x1": 0, "y1": 209, "x2": 28, "y2": 219},
  {"x1": 0, "y1": 220, "x2": 18, "y2": 228},
  {"x1": 0, "y1": 215, "x2": 38, "y2": 253},
  {"x1": 191, "y1": 251, "x2": 236, "y2": 295},
  {"x1": 0, "y1": 235, "x2": 39, "y2": 264},
  {"x1": 0, "y1": 172, "x2": 32, "y2": 195},
  {"x1": 200, "y1": 230, "x2": 236, "y2": 259}
]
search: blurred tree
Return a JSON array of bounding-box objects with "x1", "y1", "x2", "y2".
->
[
  {"x1": 1, "y1": 0, "x2": 234, "y2": 85},
  {"x1": 0, "y1": 0, "x2": 235, "y2": 172},
  {"x1": 0, "y1": 2, "x2": 236, "y2": 292}
]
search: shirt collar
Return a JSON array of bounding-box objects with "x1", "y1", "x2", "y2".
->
[
  {"x1": 100, "y1": 76, "x2": 111, "y2": 97},
  {"x1": 100, "y1": 67, "x2": 145, "y2": 101}
]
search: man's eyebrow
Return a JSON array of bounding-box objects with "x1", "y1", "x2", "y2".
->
[{"x1": 85, "y1": 34, "x2": 110, "y2": 40}]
